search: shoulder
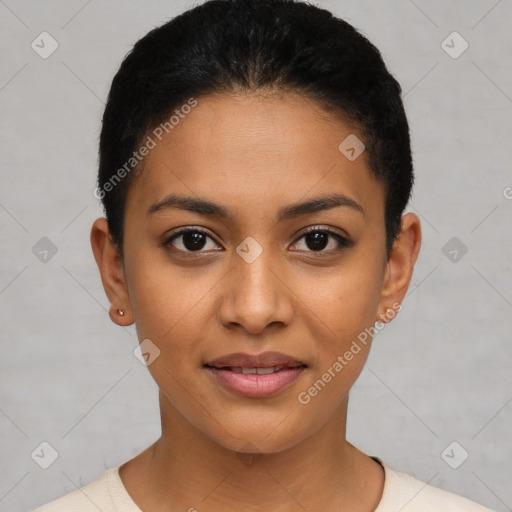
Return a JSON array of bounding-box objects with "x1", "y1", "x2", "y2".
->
[
  {"x1": 32, "y1": 468, "x2": 116, "y2": 512},
  {"x1": 376, "y1": 459, "x2": 495, "y2": 512}
]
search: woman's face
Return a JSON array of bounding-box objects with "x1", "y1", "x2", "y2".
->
[{"x1": 104, "y1": 92, "x2": 406, "y2": 453}]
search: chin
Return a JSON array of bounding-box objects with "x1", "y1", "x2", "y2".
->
[{"x1": 211, "y1": 420, "x2": 309, "y2": 456}]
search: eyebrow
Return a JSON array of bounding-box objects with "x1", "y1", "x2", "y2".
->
[{"x1": 147, "y1": 193, "x2": 365, "y2": 220}]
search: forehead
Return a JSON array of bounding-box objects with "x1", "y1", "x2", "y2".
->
[{"x1": 127, "y1": 92, "x2": 385, "y2": 223}]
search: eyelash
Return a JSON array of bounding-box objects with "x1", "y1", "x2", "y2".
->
[{"x1": 162, "y1": 225, "x2": 353, "y2": 256}]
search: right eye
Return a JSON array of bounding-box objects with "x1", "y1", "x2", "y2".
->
[{"x1": 162, "y1": 227, "x2": 222, "y2": 254}]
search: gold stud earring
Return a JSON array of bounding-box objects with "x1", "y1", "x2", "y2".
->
[{"x1": 377, "y1": 309, "x2": 389, "y2": 322}]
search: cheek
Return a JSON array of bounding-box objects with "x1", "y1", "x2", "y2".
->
[
  {"x1": 296, "y1": 261, "x2": 383, "y2": 347},
  {"x1": 297, "y1": 264, "x2": 382, "y2": 393},
  {"x1": 125, "y1": 247, "x2": 214, "y2": 342}
]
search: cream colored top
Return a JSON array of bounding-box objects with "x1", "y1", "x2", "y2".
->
[{"x1": 33, "y1": 458, "x2": 494, "y2": 511}]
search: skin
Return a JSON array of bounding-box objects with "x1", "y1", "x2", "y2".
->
[{"x1": 91, "y1": 91, "x2": 421, "y2": 511}]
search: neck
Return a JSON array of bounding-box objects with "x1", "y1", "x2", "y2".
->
[{"x1": 119, "y1": 390, "x2": 384, "y2": 512}]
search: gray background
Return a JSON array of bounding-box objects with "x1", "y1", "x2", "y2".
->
[{"x1": 1, "y1": 0, "x2": 511, "y2": 510}]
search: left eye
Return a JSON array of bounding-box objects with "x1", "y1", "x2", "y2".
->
[{"x1": 290, "y1": 227, "x2": 353, "y2": 253}]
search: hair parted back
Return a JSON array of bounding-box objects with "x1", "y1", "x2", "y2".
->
[{"x1": 98, "y1": 0, "x2": 414, "y2": 260}]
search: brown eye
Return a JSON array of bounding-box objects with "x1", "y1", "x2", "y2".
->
[
  {"x1": 291, "y1": 227, "x2": 353, "y2": 253},
  {"x1": 163, "y1": 228, "x2": 221, "y2": 253}
]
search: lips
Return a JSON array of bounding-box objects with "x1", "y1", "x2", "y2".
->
[
  {"x1": 205, "y1": 351, "x2": 307, "y2": 370},
  {"x1": 204, "y1": 351, "x2": 307, "y2": 398}
]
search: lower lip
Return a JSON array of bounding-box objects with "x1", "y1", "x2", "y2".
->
[{"x1": 205, "y1": 366, "x2": 306, "y2": 398}]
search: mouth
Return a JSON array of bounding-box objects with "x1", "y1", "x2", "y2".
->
[
  {"x1": 204, "y1": 365, "x2": 307, "y2": 398},
  {"x1": 204, "y1": 350, "x2": 307, "y2": 369},
  {"x1": 204, "y1": 364, "x2": 306, "y2": 374},
  {"x1": 203, "y1": 352, "x2": 308, "y2": 398}
]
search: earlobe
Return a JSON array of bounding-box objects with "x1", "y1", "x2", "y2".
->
[
  {"x1": 90, "y1": 217, "x2": 134, "y2": 326},
  {"x1": 377, "y1": 306, "x2": 400, "y2": 324},
  {"x1": 108, "y1": 306, "x2": 133, "y2": 326},
  {"x1": 376, "y1": 213, "x2": 421, "y2": 323}
]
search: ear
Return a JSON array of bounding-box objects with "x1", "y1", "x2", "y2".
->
[
  {"x1": 376, "y1": 213, "x2": 421, "y2": 323},
  {"x1": 90, "y1": 217, "x2": 133, "y2": 326}
]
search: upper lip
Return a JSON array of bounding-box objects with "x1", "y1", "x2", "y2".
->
[{"x1": 205, "y1": 351, "x2": 307, "y2": 369}]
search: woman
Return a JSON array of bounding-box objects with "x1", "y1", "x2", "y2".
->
[{"x1": 34, "y1": 0, "x2": 494, "y2": 510}]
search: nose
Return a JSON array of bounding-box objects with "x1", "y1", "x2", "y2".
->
[{"x1": 216, "y1": 247, "x2": 294, "y2": 335}]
